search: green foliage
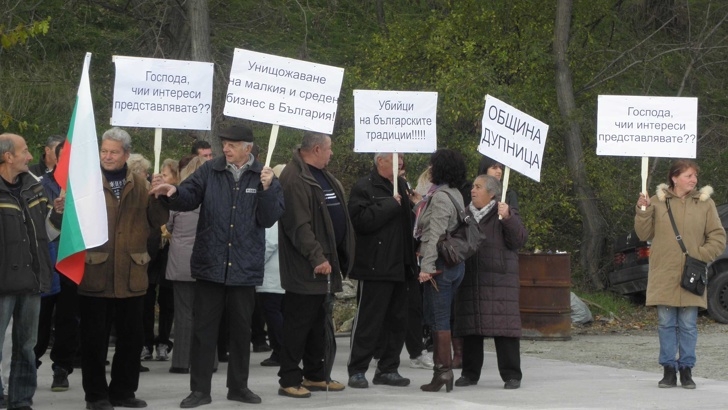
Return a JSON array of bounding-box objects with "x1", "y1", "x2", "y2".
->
[
  {"x1": 0, "y1": 18, "x2": 50, "y2": 49},
  {"x1": 2, "y1": 0, "x2": 728, "y2": 288},
  {"x1": 574, "y1": 290, "x2": 639, "y2": 319}
]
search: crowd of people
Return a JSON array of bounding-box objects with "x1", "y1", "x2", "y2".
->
[{"x1": 0, "y1": 125, "x2": 724, "y2": 410}]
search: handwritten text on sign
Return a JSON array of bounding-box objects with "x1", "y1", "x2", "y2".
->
[
  {"x1": 224, "y1": 49, "x2": 344, "y2": 134},
  {"x1": 111, "y1": 56, "x2": 214, "y2": 130},
  {"x1": 597, "y1": 95, "x2": 698, "y2": 158},
  {"x1": 478, "y1": 95, "x2": 549, "y2": 182},
  {"x1": 354, "y1": 90, "x2": 437, "y2": 153}
]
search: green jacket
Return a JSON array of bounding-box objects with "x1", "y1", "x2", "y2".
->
[{"x1": 277, "y1": 149, "x2": 354, "y2": 295}]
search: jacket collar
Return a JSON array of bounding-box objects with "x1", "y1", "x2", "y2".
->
[
  {"x1": 210, "y1": 155, "x2": 263, "y2": 173},
  {"x1": 0, "y1": 171, "x2": 41, "y2": 193},
  {"x1": 291, "y1": 148, "x2": 321, "y2": 185},
  {"x1": 656, "y1": 183, "x2": 713, "y2": 202}
]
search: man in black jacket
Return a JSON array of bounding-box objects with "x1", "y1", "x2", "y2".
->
[
  {"x1": 346, "y1": 152, "x2": 418, "y2": 389},
  {"x1": 29, "y1": 134, "x2": 65, "y2": 179},
  {"x1": 150, "y1": 124, "x2": 284, "y2": 408},
  {"x1": 0, "y1": 133, "x2": 56, "y2": 410}
]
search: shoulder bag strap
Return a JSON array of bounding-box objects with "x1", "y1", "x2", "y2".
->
[
  {"x1": 438, "y1": 190, "x2": 466, "y2": 223},
  {"x1": 665, "y1": 199, "x2": 689, "y2": 255}
]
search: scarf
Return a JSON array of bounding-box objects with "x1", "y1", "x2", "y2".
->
[{"x1": 469, "y1": 199, "x2": 496, "y2": 223}]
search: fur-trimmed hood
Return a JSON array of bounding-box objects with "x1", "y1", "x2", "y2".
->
[{"x1": 655, "y1": 183, "x2": 713, "y2": 202}]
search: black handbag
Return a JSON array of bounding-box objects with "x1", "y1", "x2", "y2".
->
[
  {"x1": 436, "y1": 191, "x2": 486, "y2": 267},
  {"x1": 666, "y1": 199, "x2": 708, "y2": 296}
]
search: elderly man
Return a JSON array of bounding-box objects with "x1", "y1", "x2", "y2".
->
[
  {"x1": 346, "y1": 153, "x2": 418, "y2": 389},
  {"x1": 78, "y1": 127, "x2": 168, "y2": 410},
  {"x1": 29, "y1": 134, "x2": 65, "y2": 178},
  {"x1": 0, "y1": 133, "x2": 56, "y2": 410},
  {"x1": 277, "y1": 131, "x2": 355, "y2": 398},
  {"x1": 150, "y1": 124, "x2": 284, "y2": 408}
]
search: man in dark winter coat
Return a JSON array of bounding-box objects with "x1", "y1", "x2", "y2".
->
[
  {"x1": 150, "y1": 124, "x2": 284, "y2": 408},
  {"x1": 0, "y1": 133, "x2": 56, "y2": 410},
  {"x1": 277, "y1": 131, "x2": 355, "y2": 398},
  {"x1": 346, "y1": 153, "x2": 418, "y2": 389}
]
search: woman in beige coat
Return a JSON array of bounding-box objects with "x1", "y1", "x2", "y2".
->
[{"x1": 635, "y1": 159, "x2": 726, "y2": 390}]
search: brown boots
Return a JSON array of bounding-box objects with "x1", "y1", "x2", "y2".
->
[
  {"x1": 420, "y1": 331, "x2": 454, "y2": 392},
  {"x1": 451, "y1": 337, "x2": 463, "y2": 369}
]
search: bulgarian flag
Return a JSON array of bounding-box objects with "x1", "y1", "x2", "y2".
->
[{"x1": 55, "y1": 52, "x2": 108, "y2": 284}]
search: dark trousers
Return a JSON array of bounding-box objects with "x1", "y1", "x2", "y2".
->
[
  {"x1": 251, "y1": 293, "x2": 267, "y2": 346},
  {"x1": 278, "y1": 292, "x2": 326, "y2": 388},
  {"x1": 348, "y1": 280, "x2": 407, "y2": 376},
  {"x1": 51, "y1": 278, "x2": 80, "y2": 373},
  {"x1": 404, "y1": 276, "x2": 425, "y2": 359},
  {"x1": 143, "y1": 282, "x2": 174, "y2": 349},
  {"x1": 461, "y1": 335, "x2": 522, "y2": 382},
  {"x1": 35, "y1": 294, "x2": 57, "y2": 369},
  {"x1": 79, "y1": 295, "x2": 144, "y2": 402},
  {"x1": 259, "y1": 293, "x2": 284, "y2": 360},
  {"x1": 189, "y1": 280, "x2": 255, "y2": 394}
]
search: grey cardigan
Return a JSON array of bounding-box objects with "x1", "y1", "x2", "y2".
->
[{"x1": 417, "y1": 185, "x2": 463, "y2": 273}]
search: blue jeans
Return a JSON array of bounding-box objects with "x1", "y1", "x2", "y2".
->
[
  {"x1": 0, "y1": 294, "x2": 41, "y2": 408},
  {"x1": 423, "y1": 261, "x2": 465, "y2": 331},
  {"x1": 657, "y1": 305, "x2": 698, "y2": 370}
]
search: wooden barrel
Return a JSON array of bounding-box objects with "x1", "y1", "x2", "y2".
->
[{"x1": 518, "y1": 253, "x2": 571, "y2": 340}]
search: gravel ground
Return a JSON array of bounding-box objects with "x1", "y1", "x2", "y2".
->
[{"x1": 486, "y1": 311, "x2": 728, "y2": 381}]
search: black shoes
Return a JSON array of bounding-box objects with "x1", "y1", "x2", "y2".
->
[
  {"x1": 679, "y1": 367, "x2": 696, "y2": 389},
  {"x1": 227, "y1": 388, "x2": 262, "y2": 404},
  {"x1": 504, "y1": 379, "x2": 521, "y2": 389},
  {"x1": 260, "y1": 357, "x2": 280, "y2": 367},
  {"x1": 86, "y1": 400, "x2": 114, "y2": 410},
  {"x1": 51, "y1": 367, "x2": 69, "y2": 392},
  {"x1": 252, "y1": 343, "x2": 271, "y2": 353},
  {"x1": 348, "y1": 373, "x2": 369, "y2": 388},
  {"x1": 109, "y1": 397, "x2": 147, "y2": 408},
  {"x1": 180, "y1": 392, "x2": 212, "y2": 409},
  {"x1": 455, "y1": 376, "x2": 478, "y2": 387},
  {"x1": 169, "y1": 367, "x2": 190, "y2": 374},
  {"x1": 372, "y1": 371, "x2": 410, "y2": 387},
  {"x1": 659, "y1": 366, "x2": 677, "y2": 388}
]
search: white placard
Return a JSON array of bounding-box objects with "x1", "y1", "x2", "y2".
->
[
  {"x1": 353, "y1": 90, "x2": 437, "y2": 153},
  {"x1": 478, "y1": 95, "x2": 549, "y2": 182},
  {"x1": 111, "y1": 56, "x2": 214, "y2": 130},
  {"x1": 224, "y1": 49, "x2": 344, "y2": 134},
  {"x1": 597, "y1": 95, "x2": 698, "y2": 158}
]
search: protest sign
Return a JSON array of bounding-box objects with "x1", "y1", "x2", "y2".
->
[
  {"x1": 353, "y1": 90, "x2": 437, "y2": 154},
  {"x1": 478, "y1": 95, "x2": 548, "y2": 183},
  {"x1": 597, "y1": 95, "x2": 698, "y2": 158},
  {"x1": 224, "y1": 48, "x2": 344, "y2": 135},
  {"x1": 111, "y1": 56, "x2": 214, "y2": 130},
  {"x1": 597, "y1": 95, "x2": 699, "y2": 210}
]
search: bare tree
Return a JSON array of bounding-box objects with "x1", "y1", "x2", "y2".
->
[
  {"x1": 186, "y1": 0, "x2": 215, "y2": 150},
  {"x1": 554, "y1": 0, "x2": 608, "y2": 289}
]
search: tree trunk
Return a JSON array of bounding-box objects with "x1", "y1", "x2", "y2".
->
[
  {"x1": 186, "y1": 0, "x2": 216, "y2": 152},
  {"x1": 554, "y1": 0, "x2": 607, "y2": 289}
]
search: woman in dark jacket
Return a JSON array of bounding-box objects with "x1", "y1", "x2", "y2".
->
[{"x1": 453, "y1": 174, "x2": 528, "y2": 389}]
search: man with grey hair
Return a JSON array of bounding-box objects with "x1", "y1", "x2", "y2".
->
[
  {"x1": 276, "y1": 131, "x2": 355, "y2": 398},
  {"x1": 78, "y1": 127, "x2": 168, "y2": 410},
  {"x1": 29, "y1": 134, "x2": 66, "y2": 178},
  {"x1": 0, "y1": 133, "x2": 56, "y2": 410},
  {"x1": 346, "y1": 152, "x2": 418, "y2": 389},
  {"x1": 150, "y1": 123, "x2": 284, "y2": 408}
]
